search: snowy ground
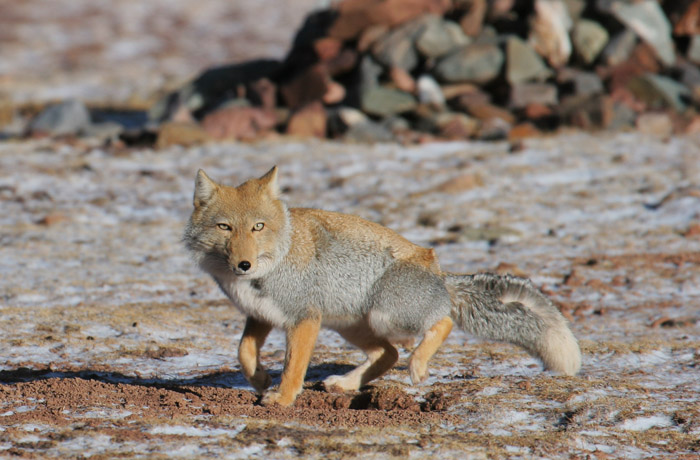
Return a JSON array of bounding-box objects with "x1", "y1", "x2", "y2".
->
[{"x1": 1, "y1": 132, "x2": 699, "y2": 458}]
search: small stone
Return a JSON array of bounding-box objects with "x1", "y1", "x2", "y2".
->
[
  {"x1": 440, "y1": 83, "x2": 483, "y2": 100},
  {"x1": 324, "y1": 81, "x2": 347, "y2": 105},
  {"x1": 687, "y1": 35, "x2": 700, "y2": 65},
  {"x1": 508, "y1": 122, "x2": 542, "y2": 141},
  {"x1": 314, "y1": 37, "x2": 343, "y2": 61},
  {"x1": 389, "y1": 67, "x2": 417, "y2": 93},
  {"x1": 416, "y1": 16, "x2": 469, "y2": 58},
  {"x1": 367, "y1": 0, "x2": 452, "y2": 28},
  {"x1": 609, "y1": 0, "x2": 675, "y2": 67},
  {"x1": 344, "y1": 120, "x2": 395, "y2": 143},
  {"x1": 372, "y1": 17, "x2": 427, "y2": 71},
  {"x1": 361, "y1": 86, "x2": 417, "y2": 117},
  {"x1": 280, "y1": 64, "x2": 329, "y2": 110},
  {"x1": 83, "y1": 122, "x2": 124, "y2": 141},
  {"x1": 465, "y1": 102, "x2": 515, "y2": 124},
  {"x1": 476, "y1": 117, "x2": 512, "y2": 141},
  {"x1": 459, "y1": 0, "x2": 487, "y2": 37},
  {"x1": 434, "y1": 43, "x2": 504, "y2": 84},
  {"x1": 201, "y1": 106, "x2": 277, "y2": 140},
  {"x1": 359, "y1": 55, "x2": 384, "y2": 90},
  {"x1": 357, "y1": 25, "x2": 389, "y2": 52},
  {"x1": 286, "y1": 101, "x2": 328, "y2": 138},
  {"x1": 432, "y1": 173, "x2": 484, "y2": 193},
  {"x1": 524, "y1": 103, "x2": 553, "y2": 119},
  {"x1": 529, "y1": 0, "x2": 572, "y2": 68},
  {"x1": 506, "y1": 36, "x2": 552, "y2": 85},
  {"x1": 673, "y1": 0, "x2": 700, "y2": 36},
  {"x1": 432, "y1": 112, "x2": 478, "y2": 139},
  {"x1": 28, "y1": 99, "x2": 91, "y2": 136},
  {"x1": 417, "y1": 75, "x2": 445, "y2": 108},
  {"x1": 627, "y1": 73, "x2": 691, "y2": 112},
  {"x1": 156, "y1": 122, "x2": 210, "y2": 149},
  {"x1": 572, "y1": 19, "x2": 609, "y2": 65},
  {"x1": 36, "y1": 213, "x2": 68, "y2": 226},
  {"x1": 558, "y1": 69, "x2": 604, "y2": 97},
  {"x1": 635, "y1": 112, "x2": 673, "y2": 138},
  {"x1": 510, "y1": 83, "x2": 558, "y2": 109},
  {"x1": 601, "y1": 29, "x2": 637, "y2": 67}
]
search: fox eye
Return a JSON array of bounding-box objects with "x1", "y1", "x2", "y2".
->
[
  {"x1": 253, "y1": 222, "x2": 264, "y2": 232},
  {"x1": 217, "y1": 223, "x2": 232, "y2": 231}
]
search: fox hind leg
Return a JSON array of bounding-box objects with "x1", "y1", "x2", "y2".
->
[
  {"x1": 238, "y1": 316, "x2": 273, "y2": 393},
  {"x1": 323, "y1": 323, "x2": 399, "y2": 392},
  {"x1": 408, "y1": 316, "x2": 453, "y2": 384}
]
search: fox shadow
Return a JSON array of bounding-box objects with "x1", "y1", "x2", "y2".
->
[{"x1": 0, "y1": 363, "x2": 356, "y2": 392}]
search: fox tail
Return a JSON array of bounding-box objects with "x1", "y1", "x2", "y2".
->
[{"x1": 445, "y1": 273, "x2": 581, "y2": 376}]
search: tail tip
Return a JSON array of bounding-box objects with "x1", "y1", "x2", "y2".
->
[{"x1": 540, "y1": 327, "x2": 582, "y2": 376}]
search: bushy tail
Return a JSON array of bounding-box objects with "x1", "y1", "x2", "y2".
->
[{"x1": 445, "y1": 273, "x2": 581, "y2": 376}]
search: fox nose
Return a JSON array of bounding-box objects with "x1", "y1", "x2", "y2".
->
[{"x1": 237, "y1": 261, "x2": 251, "y2": 272}]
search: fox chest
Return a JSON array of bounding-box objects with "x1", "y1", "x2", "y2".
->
[{"x1": 218, "y1": 278, "x2": 288, "y2": 328}]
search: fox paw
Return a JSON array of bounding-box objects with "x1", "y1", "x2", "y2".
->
[
  {"x1": 249, "y1": 370, "x2": 272, "y2": 394},
  {"x1": 261, "y1": 390, "x2": 295, "y2": 407},
  {"x1": 322, "y1": 375, "x2": 359, "y2": 393},
  {"x1": 409, "y1": 361, "x2": 429, "y2": 385}
]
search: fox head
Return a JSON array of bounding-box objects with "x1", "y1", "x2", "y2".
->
[{"x1": 184, "y1": 166, "x2": 291, "y2": 278}]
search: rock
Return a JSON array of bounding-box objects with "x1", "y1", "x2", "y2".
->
[
  {"x1": 510, "y1": 83, "x2": 558, "y2": 109},
  {"x1": 459, "y1": 0, "x2": 487, "y2": 37},
  {"x1": 28, "y1": 99, "x2": 91, "y2": 136},
  {"x1": 357, "y1": 25, "x2": 389, "y2": 52},
  {"x1": 280, "y1": 64, "x2": 330, "y2": 110},
  {"x1": 416, "y1": 16, "x2": 469, "y2": 58},
  {"x1": 314, "y1": 37, "x2": 343, "y2": 61},
  {"x1": 417, "y1": 75, "x2": 445, "y2": 108},
  {"x1": 201, "y1": 106, "x2": 277, "y2": 140},
  {"x1": 432, "y1": 112, "x2": 478, "y2": 139},
  {"x1": 635, "y1": 112, "x2": 673, "y2": 138},
  {"x1": 440, "y1": 82, "x2": 483, "y2": 100},
  {"x1": 508, "y1": 122, "x2": 542, "y2": 141},
  {"x1": 371, "y1": 17, "x2": 427, "y2": 70},
  {"x1": 367, "y1": 0, "x2": 452, "y2": 28},
  {"x1": 673, "y1": 0, "x2": 700, "y2": 36},
  {"x1": 627, "y1": 73, "x2": 691, "y2": 112},
  {"x1": 389, "y1": 67, "x2": 417, "y2": 93},
  {"x1": 328, "y1": 1, "x2": 373, "y2": 40},
  {"x1": 558, "y1": 68, "x2": 604, "y2": 97},
  {"x1": 505, "y1": 36, "x2": 552, "y2": 85},
  {"x1": 572, "y1": 19, "x2": 609, "y2": 65},
  {"x1": 249, "y1": 78, "x2": 277, "y2": 110},
  {"x1": 286, "y1": 101, "x2": 328, "y2": 138},
  {"x1": 344, "y1": 120, "x2": 396, "y2": 142},
  {"x1": 156, "y1": 121, "x2": 210, "y2": 149},
  {"x1": 529, "y1": 0, "x2": 572, "y2": 68},
  {"x1": 359, "y1": 55, "x2": 384, "y2": 90},
  {"x1": 601, "y1": 29, "x2": 637, "y2": 67},
  {"x1": 432, "y1": 172, "x2": 484, "y2": 193},
  {"x1": 360, "y1": 86, "x2": 417, "y2": 117},
  {"x1": 177, "y1": 59, "x2": 281, "y2": 117},
  {"x1": 326, "y1": 49, "x2": 359, "y2": 77},
  {"x1": 688, "y1": 35, "x2": 700, "y2": 65},
  {"x1": 434, "y1": 43, "x2": 504, "y2": 83},
  {"x1": 83, "y1": 122, "x2": 124, "y2": 141},
  {"x1": 466, "y1": 102, "x2": 515, "y2": 124},
  {"x1": 608, "y1": 0, "x2": 675, "y2": 67}
]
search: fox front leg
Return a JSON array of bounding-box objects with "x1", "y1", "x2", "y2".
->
[
  {"x1": 261, "y1": 316, "x2": 321, "y2": 407},
  {"x1": 238, "y1": 317, "x2": 273, "y2": 393}
]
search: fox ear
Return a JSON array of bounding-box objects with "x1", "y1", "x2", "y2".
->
[
  {"x1": 258, "y1": 166, "x2": 280, "y2": 198},
  {"x1": 194, "y1": 169, "x2": 218, "y2": 207}
]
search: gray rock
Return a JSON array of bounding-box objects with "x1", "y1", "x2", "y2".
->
[
  {"x1": 506, "y1": 36, "x2": 552, "y2": 85},
  {"x1": 359, "y1": 56, "x2": 384, "y2": 91},
  {"x1": 601, "y1": 29, "x2": 637, "y2": 66},
  {"x1": 28, "y1": 99, "x2": 91, "y2": 136},
  {"x1": 609, "y1": 0, "x2": 675, "y2": 66},
  {"x1": 371, "y1": 18, "x2": 427, "y2": 71},
  {"x1": 571, "y1": 71, "x2": 604, "y2": 97},
  {"x1": 360, "y1": 86, "x2": 417, "y2": 117},
  {"x1": 510, "y1": 83, "x2": 558, "y2": 108},
  {"x1": 572, "y1": 19, "x2": 609, "y2": 64},
  {"x1": 344, "y1": 121, "x2": 395, "y2": 143},
  {"x1": 82, "y1": 122, "x2": 124, "y2": 140},
  {"x1": 434, "y1": 43, "x2": 504, "y2": 84},
  {"x1": 417, "y1": 75, "x2": 445, "y2": 108},
  {"x1": 688, "y1": 35, "x2": 700, "y2": 65},
  {"x1": 415, "y1": 16, "x2": 470, "y2": 58},
  {"x1": 627, "y1": 73, "x2": 690, "y2": 112}
]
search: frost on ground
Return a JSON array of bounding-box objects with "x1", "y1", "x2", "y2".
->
[{"x1": 0, "y1": 133, "x2": 699, "y2": 458}]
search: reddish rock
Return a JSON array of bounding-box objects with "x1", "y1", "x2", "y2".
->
[
  {"x1": 508, "y1": 122, "x2": 541, "y2": 141},
  {"x1": 36, "y1": 213, "x2": 68, "y2": 226},
  {"x1": 465, "y1": 102, "x2": 516, "y2": 124},
  {"x1": 323, "y1": 81, "x2": 346, "y2": 104},
  {"x1": 328, "y1": 0, "x2": 375, "y2": 39},
  {"x1": 440, "y1": 82, "x2": 483, "y2": 100},
  {"x1": 280, "y1": 64, "x2": 329, "y2": 110},
  {"x1": 201, "y1": 106, "x2": 277, "y2": 140},
  {"x1": 674, "y1": 0, "x2": 700, "y2": 35},
  {"x1": 286, "y1": 101, "x2": 328, "y2": 138},
  {"x1": 357, "y1": 24, "x2": 389, "y2": 52},
  {"x1": 389, "y1": 67, "x2": 417, "y2": 93},
  {"x1": 249, "y1": 78, "x2": 277, "y2": 110},
  {"x1": 459, "y1": 0, "x2": 487, "y2": 37},
  {"x1": 326, "y1": 49, "x2": 358, "y2": 76},
  {"x1": 314, "y1": 37, "x2": 343, "y2": 61},
  {"x1": 368, "y1": 0, "x2": 451, "y2": 28},
  {"x1": 524, "y1": 102, "x2": 553, "y2": 119}
]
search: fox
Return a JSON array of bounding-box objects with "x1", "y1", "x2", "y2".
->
[{"x1": 183, "y1": 166, "x2": 581, "y2": 406}]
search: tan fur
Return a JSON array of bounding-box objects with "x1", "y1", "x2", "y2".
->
[
  {"x1": 408, "y1": 316, "x2": 453, "y2": 384},
  {"x1": 238, "y1": 317, "x2": 273, "y2": 393}
]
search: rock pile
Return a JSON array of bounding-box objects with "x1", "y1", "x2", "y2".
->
[{"x1": 30, "y1": 0, "x2": 700, "y2": 143}]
